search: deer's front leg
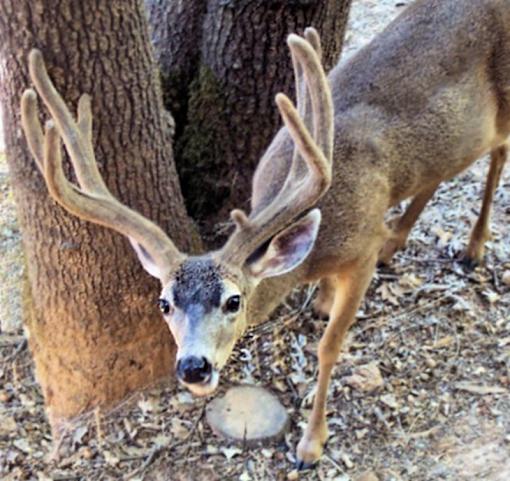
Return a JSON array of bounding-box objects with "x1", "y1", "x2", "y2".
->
[{"x1": 296, "y1": 254, "x2": 377, "y2": 469}]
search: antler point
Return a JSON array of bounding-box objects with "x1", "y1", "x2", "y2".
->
[
  {"x1": 287, "y1": 33, "x2": 302, "y2": 46},
  {"x1": 22, "y1": 88, "x2": 37, "y2": 100},
  {"x1": 28, "y1": 48, "x2": 43, "y2": 66},
  {"x1": 231, "y1": 209, "x2": 250, "y2": 229}
]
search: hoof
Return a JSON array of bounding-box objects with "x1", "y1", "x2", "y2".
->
[
  {"x1": 296, "y1": 459, "x2": 318, "y2": 471},
  {"x1": 296, "y1": 433, "x2": 327, "y2": 471},
  {"x1": 459, "y1": 254, "x2": 480, "y2": 271}
]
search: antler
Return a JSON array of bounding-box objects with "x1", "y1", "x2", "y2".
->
[
  {"x1": 220, "y1": 28, "x2": 333, "y2": 265},
  {"x1": 20, "y1": 49, "x2": 184, "y2": 272}
]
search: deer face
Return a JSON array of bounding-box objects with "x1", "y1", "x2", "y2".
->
[
  {"x1": 139, "y1": 210, "x2": 321, "y2": 397},
  {"x1": 156, "y1": 257, "x2": 249, "y2": 396}
]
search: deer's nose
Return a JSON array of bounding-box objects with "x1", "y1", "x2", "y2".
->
[{"x1": 176, "y1": 356, "x2": 212, "y2": 384}]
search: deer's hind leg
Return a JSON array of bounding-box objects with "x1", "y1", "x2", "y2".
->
[
  {"x1": 296, "y1": 252, "x2": 378, "y2": 469},
  {"x1": 378, "y1": 182, "x2": 440, "y2": 265},
  {"x1": 313, "y1": 276, "x2": 336, "y2": 319},
  {"x1": 464, "y1": 145, "x2": 507, "y2": 267}
]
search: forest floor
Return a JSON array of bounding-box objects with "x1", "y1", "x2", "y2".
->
[{"x1": 1, "y1": 1, "x2": 510, "y2": 480}]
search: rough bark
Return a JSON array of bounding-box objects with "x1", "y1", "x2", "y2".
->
[
  {"x1": 0, "y1": 0, "x2": 200, "y2": 430},
  {"x1": 146, "y1": 0, "x2": 352, "y2": 232},
  {"x1": 145, "y1": 0, "x2": 206, "y2": 141}
]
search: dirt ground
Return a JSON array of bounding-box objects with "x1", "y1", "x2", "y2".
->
[{"x1": 1, "y1": 1, "x2": 509, "y2": 480}]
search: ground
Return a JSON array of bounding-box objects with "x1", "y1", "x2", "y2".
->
[{"x1": 1, "y1": 1, "x2": 509, "y2": 480}]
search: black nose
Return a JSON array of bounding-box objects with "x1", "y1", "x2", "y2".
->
[{"x1": 176, "y1": 356, "x2": 212, "y2": 384}]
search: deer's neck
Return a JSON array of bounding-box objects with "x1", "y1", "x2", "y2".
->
[{"x1": 246, "y1": 265, "x2": 306, "y2": 326}]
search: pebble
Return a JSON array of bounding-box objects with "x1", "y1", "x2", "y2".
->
[
  {"x1": 0, "y1": 390, "x2": 11, "y2": 403},
  {"x1": 425, "y1": 357, "x2": 437, "y2": 369},
  {"x1": 341, "y1": 452, "x2": 354, "y2": 469},
  {"x1": 79, "y1": 447, "x2": 94, "y2": 460},
  {"x1": 502, "y1": 270, "x2": 510, "y2": 286}
]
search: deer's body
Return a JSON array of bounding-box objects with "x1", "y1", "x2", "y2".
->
[
  {"x1": 256, "y1": 0, "x2": 510, "y2": 285},
  {"x1": 21, "y1": 0, "x2": 508, "y2": 470},
  {"x1": 249, "y1": 0, "x2": 509, "y2": 464}
]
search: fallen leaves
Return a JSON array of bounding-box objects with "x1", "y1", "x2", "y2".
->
[
  {"x1": 1, "y1": 4, "x2": 510, "y2": 481},
  {"x1": 344, "y1": 363, "x2": 384, "y2": 393}
]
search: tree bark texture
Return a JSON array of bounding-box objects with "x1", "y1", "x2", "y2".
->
[
  {"x1": 0, "y1": 0, "x2": 200, "y2": 429},
  {"x1": 146, "y1": 0, "x2": 353, "y2": 231}
]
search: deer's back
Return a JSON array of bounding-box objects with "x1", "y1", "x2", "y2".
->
[
  {"x1": 329, "y1": 0, "x2": 510, "y2": 196},
  {"x1": 309, "y1": 0, "x2": 510, "y2": 274},
  {"x1": 253, "y1": 0, "x2": 510, "y2": 279}
]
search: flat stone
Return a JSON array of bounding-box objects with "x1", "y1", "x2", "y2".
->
[{"x1": 206, "y1": 385, "x2": 289, "y2": 446}]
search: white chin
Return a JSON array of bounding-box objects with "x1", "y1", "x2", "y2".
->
[{"x1": 183, "y1": 370, "x2": 219, "y2": 397}]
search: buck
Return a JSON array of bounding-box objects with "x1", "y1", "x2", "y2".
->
[{"x1": 21, "y1": 0, "x2": 508, "y2": 469}]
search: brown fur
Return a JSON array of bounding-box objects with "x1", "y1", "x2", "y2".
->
[{"x1": 249, "y1": 0, "x2": 509, "y2": 466}]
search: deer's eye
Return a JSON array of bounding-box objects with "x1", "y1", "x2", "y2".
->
[
  {"x1": 158, "y1": 298, "x2": 171, "y2": 314},
  {"x1": 224, "y1": 295, "x2": 241, "y2": 314}
]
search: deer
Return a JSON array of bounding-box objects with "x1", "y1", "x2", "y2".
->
[{"x1": 20, "y1": 0, "x2": 509, "y2": 469}]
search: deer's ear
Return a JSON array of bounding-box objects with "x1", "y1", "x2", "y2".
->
[
  {"x1": 129, "y1": 237, "x2": 164, "y2": 279},
  {"x1": 247, "y1": 209, "x2": 321, "y2": 280}
]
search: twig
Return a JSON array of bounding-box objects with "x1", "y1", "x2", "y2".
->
[
  {"x1": 48, "y1": 428, "x2": 71, "y2": 463},
  {"x1": 52, "y1": 475, "x2": 82, "y2": 481},
  {"x1": 323, "y1": 453, "x2": 345, "y2": 474},
  {"x1": 123, "y1": 404, "x2": 205, "y2": 480},
  {"x1": 95, "y1": 407, "x2": 103, "y2": 446},
  {"x1": 400, "y1": 254, "x2": 452, "y2": 264},
  {"x1": 5, "y1": 338, "x2": 27, "y2": 362}
]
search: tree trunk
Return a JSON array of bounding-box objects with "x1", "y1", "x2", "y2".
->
[
  {"x1": 146, "y1": 0, "x2": 352, "y2": 233},
  {"x1": 0, "y1": 0, "x2": 200, "y2": 430}
]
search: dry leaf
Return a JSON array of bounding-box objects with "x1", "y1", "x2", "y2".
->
[
  {"x1": 431, "y1": 225, "x2": 452, "y2": 246},
  {"x1": 103, "y1": 450, "x2": 120, "y2": 466},
  {"x1": 13, "y1": 439, "x2": 31, "y2": 454},
  {"x1": 170, "y1": 418, "x2": 190, "y2": 440},
  {"x1": 220, "y1": 446, "x2": 242, "y2": 460},
  {"x1": 380, "y1": 394, "x2": 398, "y2": 409},
  {"x1": 344, "y1": 363, "x2": 384, "y2": 392}
]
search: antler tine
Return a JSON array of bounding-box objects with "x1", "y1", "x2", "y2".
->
[
  {"x1": 220, "y1": 30, "x2": 333, "y2": 265},
  {"x1": 304, "y1": 27, "x2": 322, "y2": 62},
  {"x1": 21, "y1": 89, "x2": 44, "y2": 173},
  {"x1": 288, "y1": 27, "x2": 326, "y2": 181},
  {"x1": 291, "y1": 41, "x2": 306, "y2": 120},
  {"x1": 21, "y1": 49, "x2": 184, "y2": 271},
  {"x1": 292, "y1": 27, "x2": 323, "y2": 123},
  {"x1": 288, "y1": 33, "x2": 333, "y2": 164},
  {"x1": 28, "y1": 50, "x2": 107, "y2": 194},
  {"x1": 275, "y1": 93, "x2": 330, "y2": 185}
]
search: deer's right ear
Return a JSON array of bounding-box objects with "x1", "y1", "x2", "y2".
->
[{"x1": 128, "y1": 237, "x2": 164, "y2": 279}]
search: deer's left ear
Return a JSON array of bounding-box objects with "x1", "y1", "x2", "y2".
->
[{"x1": 247, "y1": 209, "x2": 321, "y2": 279}]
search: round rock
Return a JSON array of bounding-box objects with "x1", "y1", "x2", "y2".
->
[{"x1": 206, "y1": 385, "x2": 289, "y2": 446}]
